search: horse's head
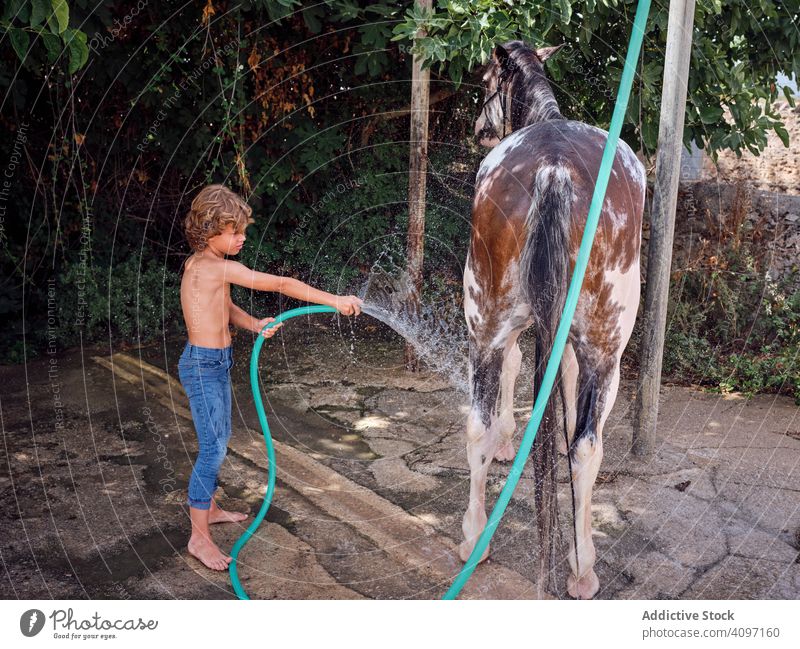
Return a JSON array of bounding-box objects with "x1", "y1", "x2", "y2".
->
[{"x1": 474, "y1": 41, "x2": 565, "y2": 148}]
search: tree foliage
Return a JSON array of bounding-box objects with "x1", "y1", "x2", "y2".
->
[
  {"x1": 2, "y1": 0, "x2": 88, "y2": 73},
  {"x1": 0, "y1": 0, "x2": 797, "y2": 361},
  {"x1": 391, "y1": 0, "x2": 799, "y2": 159}
]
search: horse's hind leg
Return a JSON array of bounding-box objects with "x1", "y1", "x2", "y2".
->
[
  {"x1": 566, "y1": 264, "x2": 640, "y2": 599},
  {"x1": 494, "y1": 333, "x2": 524, "y2": 462},
  {"x1": 557, "y1": 342, "x2": 578, "y2": 456},
  {"x1": 461, "y1": 260, "x2": 530, "y2": 561},
  {"x1": 460, "y1": 342, "x2": 502, "y2": 563},
  {"x1": 565, "y1": 354, "x2": 619, "y2": 599},
  {"x1": 461, "y1": 320, "x2": 528, "y2": 562}
]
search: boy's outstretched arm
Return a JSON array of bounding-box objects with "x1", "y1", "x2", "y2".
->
[{"x1": 224, "y1": 261, "x2": 363, "y2": 315}]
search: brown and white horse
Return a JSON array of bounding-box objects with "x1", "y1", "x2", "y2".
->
[{"x1": 461, "y1": 41, "x2": 646, "y2": 599}]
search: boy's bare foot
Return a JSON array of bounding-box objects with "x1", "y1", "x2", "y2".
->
[
  {"x1": 187, "y1": 536, "x2": 232, "y2": 571},
  {"x1": 208, "y1": 507, "x2": 249, "y2": 524}
]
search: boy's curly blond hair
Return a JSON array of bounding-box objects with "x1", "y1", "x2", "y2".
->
[{"x1": 184, "y1": 184, "x2": 255, "y2": 252}]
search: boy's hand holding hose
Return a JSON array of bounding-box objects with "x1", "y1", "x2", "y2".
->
[
  {"x1": 254, "y1": 317, "x2": 282, "y2": 339},
  {"x1": 334, "y1": 295, "x2": 363, "y2": 316}
]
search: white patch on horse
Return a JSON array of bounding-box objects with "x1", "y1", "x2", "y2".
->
[
  {"x1": 600, "y1": 195, "x2": 627, "y2": 234},
  {"x1": 571, "y1": 291, "x2": 596, "y2": 341},
  {"x1": 569, "y1": 122, "x2": 605, "y2": 137},
  {"x1": 463, "y1": 256, "x2": 483, "y2": 334},
  {"x1": 474, "y1": 175, "x2": 495, "y2": 204},
  {"x1": 567, "y1": 123, "x2": 642, "y2": 180},
  {"x1": 618, "y1": 141, "x2": 646, "y2": 187},
  {"x1": 476, "y1": 130, "x2": 530, "y2": 184},
  {"x1": 489, "y1": 301, "x2": 532, "y2": 349},
  {"x1": 606, "y1": 205, "x2": 627, "y2": 230},
  {"x1": 487, "y1": 262, "x2": 531, "y2": 348},
  {"x1": 604, "y1": 261, "x2": 641, "y2": 359}
]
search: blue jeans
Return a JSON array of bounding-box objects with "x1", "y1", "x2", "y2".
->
[{"x1": 177, "y1": 342, "x2": 234, "y2": 510}]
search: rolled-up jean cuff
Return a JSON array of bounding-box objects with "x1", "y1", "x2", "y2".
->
[{"x1": 188, "y1": 497, "x2": 212, "y2": 510}]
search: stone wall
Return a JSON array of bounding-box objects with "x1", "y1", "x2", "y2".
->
[
  {"x1": 667, "y1": 98, "x2": 800, "y2": 289},
  {"x1": 668, "y1": 182, "x2": 800, "y2": 287}
]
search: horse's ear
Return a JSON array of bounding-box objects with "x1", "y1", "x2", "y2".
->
[
  {"x1": 534, "y1": 43, "x2": 565, "y2": 62},
  {"x1": 492, "y1": 45, "x2": 510, "y2": 68}
]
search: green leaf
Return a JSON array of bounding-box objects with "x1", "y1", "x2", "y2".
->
[
  {"x1": 642, "y1": 117, "x2": 659, "y2": 150},
  {"x1": 302, "y1": 6, "x2": 323, "y2": 34},
  {"x1": 40, "y1": 30, "x2": 62, "y2": 63},
  {"x1": 367, "y1": 53, "x2": 380, "y2": 76},
  {"x1": 30, "y1": 0, "x2": 50, "y2": 27},
  {"x1": 62, "y1": 28, "x2": 88, "y2": 74},
  {"x1": 558, "y1": 0, "x2": 573, "y2": 25},
  {"x1": 698, "y1": 104, "x2": 723, "y2": 124},
  {"x1": 3, "y1": 0, "x2": 30, "y2": 23},
  {"x1": 51, "y1": 0, "x2": 69, "y2": 34},
  {"x1": 449, "y1": 57, "x2": 463, "y2": 87},
  {"x1": 774, "y1": 123, "x2": 790, "y2": 148},
  {"x1": 782, "y1": 83, "x2": 797, "y2": 107},
  {"x1": 366, "y1": 4, "x2": 398, "y2": 17},
  {"x1": 9, "y1": 27, "x2": 29, "y2": 61},
  {"x1": 354, "y1": 55, "x2": 367, "y2": 76}
]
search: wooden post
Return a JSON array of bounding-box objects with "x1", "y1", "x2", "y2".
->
[
  {"x1": 404, "y1": 0, "x2": 432, "y2": 371},
  {"x1": 633, "y1": 0, "x2": 697, "y2": 455}
]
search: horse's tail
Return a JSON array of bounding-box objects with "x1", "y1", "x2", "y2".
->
[{"x1": 519, "y1": 163, "x2": 573, "y2": 595}]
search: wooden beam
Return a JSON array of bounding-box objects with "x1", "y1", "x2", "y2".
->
[
  {"x1": 633, "y1": 0, "x2": 697, "y2": 455},
  {"x1": 404, "y1": 0, "x2": 432, "y2": 371}
]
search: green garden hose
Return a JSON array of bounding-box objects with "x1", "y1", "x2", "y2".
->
[
  {"x1": 230, "y1": 304, "x2": 337, "y2": 600},
  {"x1": 232, "y1": 0, "x2": 651, "y2": 601}
]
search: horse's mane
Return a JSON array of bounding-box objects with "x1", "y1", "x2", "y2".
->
[{"x1": 501, "y1": 40, "x2": 564, "y2": 126}]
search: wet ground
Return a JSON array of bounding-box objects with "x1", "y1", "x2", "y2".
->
[{"x1": 1, "y1": 316, "x2": 799, "y2": 599}]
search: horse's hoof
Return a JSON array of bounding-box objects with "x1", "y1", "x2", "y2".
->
[
  {"x1": 459, "y1": 538, "x2": 490, "y2": 564},
  {"x1": 566, "y1": 570, "x2": 600, "y2": 599},
  {"x1": 494, "y1": 440, "x2": 516, "y2": 462}
]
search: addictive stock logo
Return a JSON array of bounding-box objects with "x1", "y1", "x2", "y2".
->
[{"x1": 20, "y1": 609, "x2": 46, "y2": 637}]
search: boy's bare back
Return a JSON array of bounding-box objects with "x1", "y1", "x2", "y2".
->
[{"x1": 180, "y1": 253, "x2": 234, "y2": 348}]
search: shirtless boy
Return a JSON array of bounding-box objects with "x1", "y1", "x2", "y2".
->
[{"x1": 178, "y1": 184, "x2": 363, "y2": 571}]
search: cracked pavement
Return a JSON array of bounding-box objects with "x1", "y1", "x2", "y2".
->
[{"x1": 1, "y1": 317, "x2": 798, "y2": 599}]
